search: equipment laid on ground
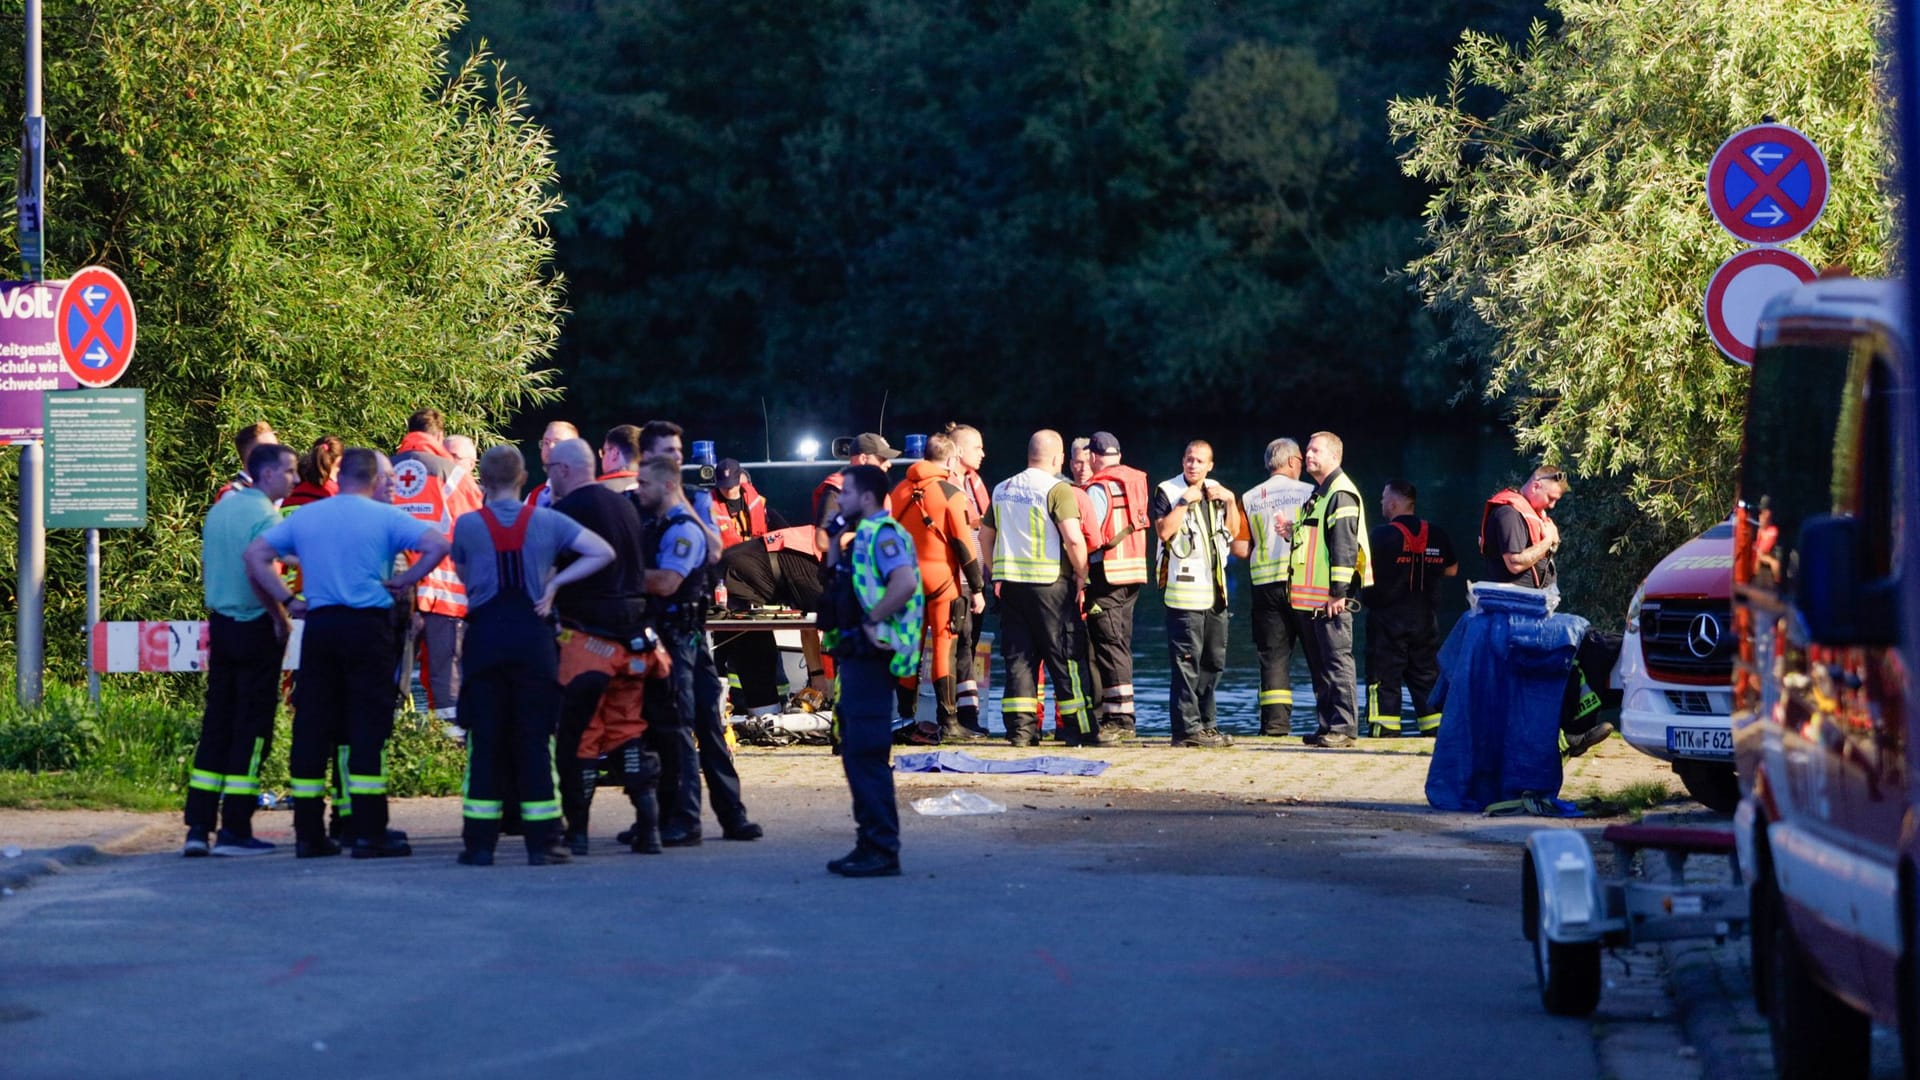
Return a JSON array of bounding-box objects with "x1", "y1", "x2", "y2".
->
[{"x1": 1522, "y1": 822, "x2": 1748, "y2": 1016}]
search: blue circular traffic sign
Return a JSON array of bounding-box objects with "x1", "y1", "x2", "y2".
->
[
  {"x1": 56, "y1": 266, "x2": 137, "y2": 388},
  {"x1": 1706, "y1": 124, "x2": 1829, "y2": 245}
]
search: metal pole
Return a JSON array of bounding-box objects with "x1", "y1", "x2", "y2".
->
[
  {"x1": 85, "y1": 529, "x2": 99, "y2": 703},
  {"x1": 15, "y1": 0, "x2": 43, "y2": 706}
]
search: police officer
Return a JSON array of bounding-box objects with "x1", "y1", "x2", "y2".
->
[
  {"x1": 185, "y1": 441, "x2": 299, "y2": 858},
  {"x1": 822, "y1": 464, "x2": 923, "y2": 877},
  {"x1": 978, "y1": 430, "x2": 1093, "y2": 746},
  {"x1": 634, "y1": 454, "x2": 763, "y2": 845},
  {"x1": 449, "y1": 445, "x2": 615, "y2": 865},
  {"x1": 1362, "y1": 479, "x2": 1457, "y2": 737},
  {"x1": 1242, "y1": 438, "x2": 1314, "y2": 737},
  {"x1": 245, "y1": 448, "x2": 451, "y2": 858},
  {"x1": 1282, "y1": 432, "x2": 1371, "y2": 749}
]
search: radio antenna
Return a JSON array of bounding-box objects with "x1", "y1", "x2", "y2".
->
[
  {"x1": 761, "y1": 396, "x2": 772, "y2": 462},
  {"x1": 878, "y1": 390, "x2": 889, "y2": 437}
]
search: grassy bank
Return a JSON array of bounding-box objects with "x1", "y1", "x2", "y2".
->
[{"x1": 0, "y1": 681, "x2": 466, "y2": 811}]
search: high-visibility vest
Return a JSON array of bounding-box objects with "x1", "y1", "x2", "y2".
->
[
  {"x1": 392, "y1": 435, "x2": 467, "y2": 618},
  {"x1": 715, "y1": 480, "x2": 768, "y2": 549},
  {"x1": 990, "y1": 468, "x2": 1069, "y2": 584},
  {"x1": 1289, "y1": 470, "x2": 1373, "y2": 611},
  {"x1": 1243, "y1": 473, "x2": 1314, "y2": 586},
  {"x1": 1082, "y1": 464, "x2": 1150, "y2": 585},
  {"x1": 1480, "y1": 489, "x2": 1549, "y2": 587},
  {"x1": 850, "y1": 513, "x2": 924, "y2": 678},
  {"x1": 1155, "y1": 476, "x2": 1232, "y2": 611}
]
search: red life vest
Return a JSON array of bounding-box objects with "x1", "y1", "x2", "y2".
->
[
  {"x1": 1082, "y1": 464, "x2": 1151, "y2": 585},
  {"x1": 811, "y1": 472, "x2": 844, "y2": 524},
  {"x1": 715, "y1": 480, "x2": 769, "y2": 549},
  {"x1": 762, "y1": 525, "x2": 817, "y2": 554},
  {"x1": 1480, "y1": 489, "x2": 1549, "y2": 587}
]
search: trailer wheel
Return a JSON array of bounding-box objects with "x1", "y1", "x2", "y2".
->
[{"x1": 1524, "y1": 851, "x2": 1601, "y2": 1016}]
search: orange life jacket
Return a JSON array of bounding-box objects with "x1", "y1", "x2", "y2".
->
[
  {"x1": 811, "y1": 472, "x2": 844, "y2": 524},
  {"x1": 1081, "y1": 464, "x2": 1151, "y2": 584},
  {"x1": 762, "y1": 525, "x2": 817, "y2": 554},
  {"x1": 715, "y1": 480, "x2": 769, "y2": 549},
  {"x1": 1480, "y1": 489, "x2": 1548, "y2": 587}
]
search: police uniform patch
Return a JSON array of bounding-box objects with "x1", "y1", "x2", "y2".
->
[
  {"x1": 880, "y1": 539, "x2": 901, "y2": 559},
  {"x1": 673, "y1": 537, "x2": 693, "y2": 558}
]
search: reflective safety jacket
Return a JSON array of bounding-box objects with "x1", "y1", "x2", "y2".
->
[
  {"x1": 1480, "y1": 489, "x2": 1550, "y2": 588},
  {"x1": 1242, "y1": 473, "x2": 1314, "y2": 586},
  {"x1": 1289, "y1": 468, "x2": 1372, "y2": 611},
  {"x1": 855, "y1": 513, "x2": 923, "y2": 676},
  {"x1": 1082, "y1": 464, "x2": 1150, "y2": 585},
  {"x1": 715, "y1": 480, "x2": 768, "y2": 549},
  {"x1": 1155, "y1": 476, "x2": 1234, "y2": 611},
  {"x1": 393, "y1": 432, "x2": 467, "y2": 618},
  {"x1": 990, "y1": 468, "x2": 1071, "y2": 585}
]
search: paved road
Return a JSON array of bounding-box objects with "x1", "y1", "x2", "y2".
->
[{"x1": 0, "y1": 780, "x2": 1630, "y2": 1080}]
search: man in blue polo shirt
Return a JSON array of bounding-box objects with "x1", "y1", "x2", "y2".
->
[
  {"x1": 184, "y1": 441, "x2": 300, "y2": 858},
  {"x1": 245, "y1": 447, "x2": 450, "y2": 859}
]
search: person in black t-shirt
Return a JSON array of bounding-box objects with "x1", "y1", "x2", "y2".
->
[
  {"x1": 713, "y1": 533, "x2": 826, "y2": 713},
  {"x1": 1362, "y1": 479, "x2": 1457, "y2": 737},
  {"x1": 1479, "y1": 467, "x2": 1565, "y2": 589}
]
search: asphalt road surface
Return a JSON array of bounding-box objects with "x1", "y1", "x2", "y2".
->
[{"x1": 1, "y1": 786, "x2": 1606, "y2": 1079}]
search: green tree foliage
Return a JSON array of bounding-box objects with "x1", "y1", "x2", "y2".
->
[
  {"x1": 0, "y1": 0, "x2": 563, "y2": 675},
  {"x1": 461, "y1": 0, "x2": 1543, "y2": 439},
  {"x1": 1390, "y1": 0, "x2": 1892, "y2": 610}
]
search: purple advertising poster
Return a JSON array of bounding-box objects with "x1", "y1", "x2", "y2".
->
[{"x1": 0, "y1": 279, "x2": 74, "y2": 443}]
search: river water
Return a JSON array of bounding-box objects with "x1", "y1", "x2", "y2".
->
[{"x1": 728, "y1": 419, "x2": 1523, "y2": 738}]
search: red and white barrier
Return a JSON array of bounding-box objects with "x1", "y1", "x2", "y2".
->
[{"x1": 90, "y1": 620, "x2": 304, "y2": 673}]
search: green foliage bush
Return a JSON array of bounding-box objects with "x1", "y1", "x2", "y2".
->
[
  {"x1": 1391, "y1": 0, "x2": 1892, "y2": 613},
  {"x1": 0, "y1": 0, "x2": 563, "y2": 679}
]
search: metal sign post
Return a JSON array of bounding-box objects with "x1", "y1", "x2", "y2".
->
[{"x1": 15, "y1": 0, "x2": 44, "y2": 705}]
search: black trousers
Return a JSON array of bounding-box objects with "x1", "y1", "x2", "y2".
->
[
  {"x1": 954, "y1": 584, "x2": 982, "y2": 722},
  {"x1": 1251, "y1": 583, "x2": 1302, "y2": 735},
  {"x1": 1299, "y1": 606, "x2": 1358, "y2": 739},
  {"x1": 1084, "y1": 570, "x2": 1139, "y2": 730},
  {"x1": 714, "y1": 630, "x2": 782, "y2": 712},
  {"x1": 654, "y1": 629, "x2": 749, "y2": 834},
  {"x1": 185, "y1": 612, "x2": 282, "y2": 837},
  {"x1": 459, "y1": 599, "x2": 562, "y2": 854},
  {"x1": 838, "y1": 655, "x2": 900, "y2": 855},
  {"x1": 1165, "y1": 607, "x2": 1228, "y2": 739},
  {"x1": 997, "y1": 579, "x2": 1092, "y2": 740},
  {"x1": 1366, "y1": 604, "x2": 1441, "y2": 734},
  {"x1": 291, "y1": 607, "x2": 397, "y2": 845}
]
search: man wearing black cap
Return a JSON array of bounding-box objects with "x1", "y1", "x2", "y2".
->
[
  {"x1": 812, "y1": 432, "x2": 900, "y2": 557},
  {"x1": 714, "y1": 458, "x2": 777, "y2": 549},
  {"x1": 1080, "y1": 431, "x2": 1151, "y2": 739}
]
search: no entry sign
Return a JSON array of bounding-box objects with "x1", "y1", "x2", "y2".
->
[
  {"x1": 56, "y1": 265, "x2": 137, "y2": 388},
  {"x1": 1706, "y1": 124, "x2": 1829, "y2": 246},
  {"x1": 1703, "y1": 248, "x2": 1817, "y2": 365}
]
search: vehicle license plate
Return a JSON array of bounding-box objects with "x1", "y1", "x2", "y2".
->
[{"x1": 1667, "y1": 726, "x2": 1733, "y2": 758}]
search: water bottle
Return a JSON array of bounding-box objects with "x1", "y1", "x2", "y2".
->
[
  {"x1": 904, "y1": 433, "x2": 927, "y2": 460},
  {"x1": 692, "y1": 440, "x2": 716, "y2": 466}
]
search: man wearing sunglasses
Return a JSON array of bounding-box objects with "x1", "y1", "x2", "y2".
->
[{"x1": 1480, "y1": 467, "x2": 1566, "y2": 589}]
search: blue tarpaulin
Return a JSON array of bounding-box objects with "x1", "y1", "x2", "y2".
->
[
  {"x1": 1425, "y1": 584, "x2": 1588, "y2": 812},
  {"x1": 894, "y1": 751, "x2": 1111, "y2": 777}
]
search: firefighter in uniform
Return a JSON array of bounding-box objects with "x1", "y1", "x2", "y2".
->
[
  {"x1": 246, "y1": 448, "x2": 451, "y2": 858},
  {"x1": 1242, "y1": 438, "x2": 1314, "y2": 737},
  {"x1": 448, "y1": 446, "x2": 616, "y2": 865},
  {"x1": 1150, "y1": 440, "x2": 1250, "y2": 747},
  {"x1": 543, "y1": 439, "x2": 666, "y2": 854},
  {"x1": 392, "y1": 408, "x2": 477, "y2": 730},
  {"x1": 1079, "y1": 431, "x2": 1150, "y2": 740},
  {"x1": 184, "y1": 442, "x2": 299, "y2": 857},
  {"x1": 945, "y1": 423, "x2": 992, "y2": 734},
  {"x1": 978, "y1": 430, "x2": 1093, "y2": 747},
  {"x1": 714, "y1": 458, "x2": 773, "y2": 549},
  {"x1": 889, "y1": 432, "x2": 986, "y2": 743},
  {"x1": 1362, "y1": 479, "x2": 1457, "y2": 737},
  {"x1": 1283, "y1": 432, "x2": 1371, "y2": 749},
  {"x1": 636, "y1": 454, "x2": 763, "y2": 845},
  {"x1": 822, "y1": 464, "x2": 923, "y2": 878}
]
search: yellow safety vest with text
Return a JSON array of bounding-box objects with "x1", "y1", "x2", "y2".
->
[{"x1": 1243, "y1": 474, "x2": 1314, "y2": 586}]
